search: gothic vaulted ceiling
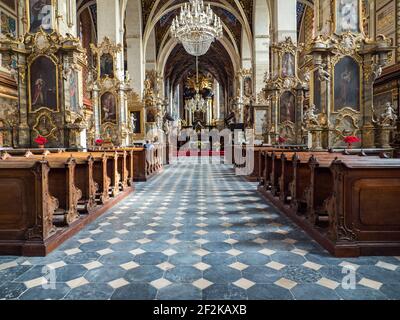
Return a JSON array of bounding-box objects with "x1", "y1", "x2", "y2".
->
[{"x1": 143, "y1": 0, "x2": 254, "y2": 56}]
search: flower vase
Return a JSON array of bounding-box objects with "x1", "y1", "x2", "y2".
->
[
  {"x1": 347, "y1": 143, "x2": 353, "y2": 150},
  {"x1": 38, "y1": 144, "x2": 45, "y2": 149}
]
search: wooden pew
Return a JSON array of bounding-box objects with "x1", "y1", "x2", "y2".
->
[
  {"x1": 1, "y1": 155, "x2": 82, "y2": 226},
  {"x1": 0, "y1": 159, "x2": 59, "y2": 255},
  {"x1": 67, "y1": 152, "x2": 113, "y2": 204},
  {"x1": 324, "y1": 159, "x2": 400, "y2": 255},
  {"x1": 0, "y1": 149, "x2": 135, "y2": 256},
  {"x1": 257, "y1": 147, "x2": 400, "y2": 256},
  {"x1": 23, "y1": 152, "x2": 99, "y2": 214}
]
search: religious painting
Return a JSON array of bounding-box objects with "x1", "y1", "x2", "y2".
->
[
  {"x1": 28, "y1": 0, "x2": 54, "y2": 33},
  {"x1": 29, "y1": 56, "x2": 58, "y2": 112},
  {"x1": 313, "y1": 69, "x2": 322, "y2": 113},
  {"x1": 100, "y1": 53, "x2": 114, "y2": 78},
  {"x1": 1, "y1": 11, "x2": 16, "y2": 37},
  {"x1": 101, "y1": 92, "x2": 117, "y2": 123},
  {"x1": 279, "y1": 91, "x2": 295, "y2": 123},
  {"x1": 281, "y1": 53, "x2": 295, "y2": 78},
  {"x1": 68, "y1": 70, "x2": 79, "y2": 112},
  {"x1": 336, "y1": 0, "x2": 360, "y2": 34},
  {"x1": 243, "y1": 77, "x2": 252, "y2": 97},
  {"x1": 333, "y1": 56, "x2": 360, "y2": 112},
  {"x1": 1, "y1": 0, "x2": 16, "y2": 12},
  {"x1": 130, "y1": 111, "x2": 141, "y2": 134}
]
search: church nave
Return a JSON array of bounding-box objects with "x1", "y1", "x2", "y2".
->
[{"x1": 0, "y1": 159, "x2": 399, "y2": 301}]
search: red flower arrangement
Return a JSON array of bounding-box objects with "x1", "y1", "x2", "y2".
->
[
  {"x1": 34, "y1": 135, "x2": 48, "y2": 148},
  {"x1": 95, "y1": 139, "x2": 104, "y2": 146},
  {"x1": 278, "y1": 136, "x2": 287, "y2": 144},
  {"x1": 343, "y1": 135, "x2": 361, "y2": 148}
]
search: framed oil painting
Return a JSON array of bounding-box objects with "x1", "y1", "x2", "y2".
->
[
  {"x1": 312, "y1": 69, "x2": 322, "y2": 113},
  {"x1": 333, "y1": 56, "x2": 360, "y2": 112},
  {"x1": 0, "y1": 11, "x2": 16, "y2": 37},
  {"x1": 130, "y1": 111, "x2": 142, "y2": 134},
  {"x1": 29, "y1": 56, "x2": 58, "y2": 112},
  {"x1": 68, "y1": 70, "x2": 79, "y2": 113},
  {"x1": 28, "y1": 0, "x2": 54, "y2": 33},
  {"x1": 279, "y1": 91, "x2": 296, "y2": 123},
  {"x1": 100, "y1": 53, "x2": 114, "y2": 78},
  {"x1": 281, "y1": 53, "x2": 295, "y2": 78},
  {"x1": 336, "y1": 0, "x2": 360, "y2": 34},
  {"x1": 101, "y1": 92, "x2": 117, "y2": 123}
]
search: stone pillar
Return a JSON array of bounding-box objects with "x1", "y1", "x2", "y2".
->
[
  {"x1": 254, "y1": 36, "x2": 270, "y2": 99},
  {"x1": 125, "y1": 0, "x2": 144, "y2": 98},
  {"x1": 97, "y1": 0, "x2": 124, "y2": 80},
  {"x1": 274, "y1": 0, "x2": 297, "y2": 42}
]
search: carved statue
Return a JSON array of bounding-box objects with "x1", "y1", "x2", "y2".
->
[
  {"x1": 317, "y1": 64, "x2": 330, "y2": 82},
  {"x1": 372, "y1": 64, "x2": 382, "y2": 81},
  {"x1": 144, "y1": 77, "x2": 153, "y2": 97},
  {"x1": 379, "y1": 102, "x2": 398, "y2": 126},
  {"x1": 129, "y1": 112, "x2": 137, "y2": 132},
  {"x1": 303, "y1": 104, "x2": 319, "y2": 127}
]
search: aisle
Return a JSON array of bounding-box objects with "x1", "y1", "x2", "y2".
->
[{"x1": 0, "y1": 158, "x2": 399, "y2": 300}]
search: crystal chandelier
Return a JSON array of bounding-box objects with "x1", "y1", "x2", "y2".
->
[
  {"x1": 171, "y1": 0, "x2": 223, "y2": 56},
  {"x1": 185, "y1": 56, "x2": 208, "y2": 112}
]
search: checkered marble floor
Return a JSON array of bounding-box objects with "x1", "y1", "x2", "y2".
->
[{"x1": 1, "y1": 157, "x2": 400, "y2": 300}]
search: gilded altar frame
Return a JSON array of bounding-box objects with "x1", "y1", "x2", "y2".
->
[
  {"x1": 316, "y1": 0, "x2": 365, "y2": 37},
  {"x1": 99, "y1": 89, "x2": 119, "y2": 126},
  {"x1": 90, "y1": 37, "x2": 122, "y2": 82},
  {"x1": 32, "y1": 110, "x2": 58, "y2": 139},
  {"x1": 332, "y1": 0, "x2": 365, "y2": 36},
  {"x1": 128, "y1": 91, "x2": 145, "y2": 140}
]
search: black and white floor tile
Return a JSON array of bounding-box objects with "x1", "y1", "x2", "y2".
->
[{"x1": 1, "y1": 158, "x2": 400, "y2": 300}]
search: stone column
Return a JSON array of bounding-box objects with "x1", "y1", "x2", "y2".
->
[
  {"x1": 97, "y1": 0, "x2": 124, "y2": 80},
  {"x1": 254, "y1": 36, "x2": 270, "y2": 99},
  {"x1": 274, "y1": 0, "x2": 297, "y2": 42},
  {"x1": 125, "y1": 0, "x2": 144, "y2": 98}
]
